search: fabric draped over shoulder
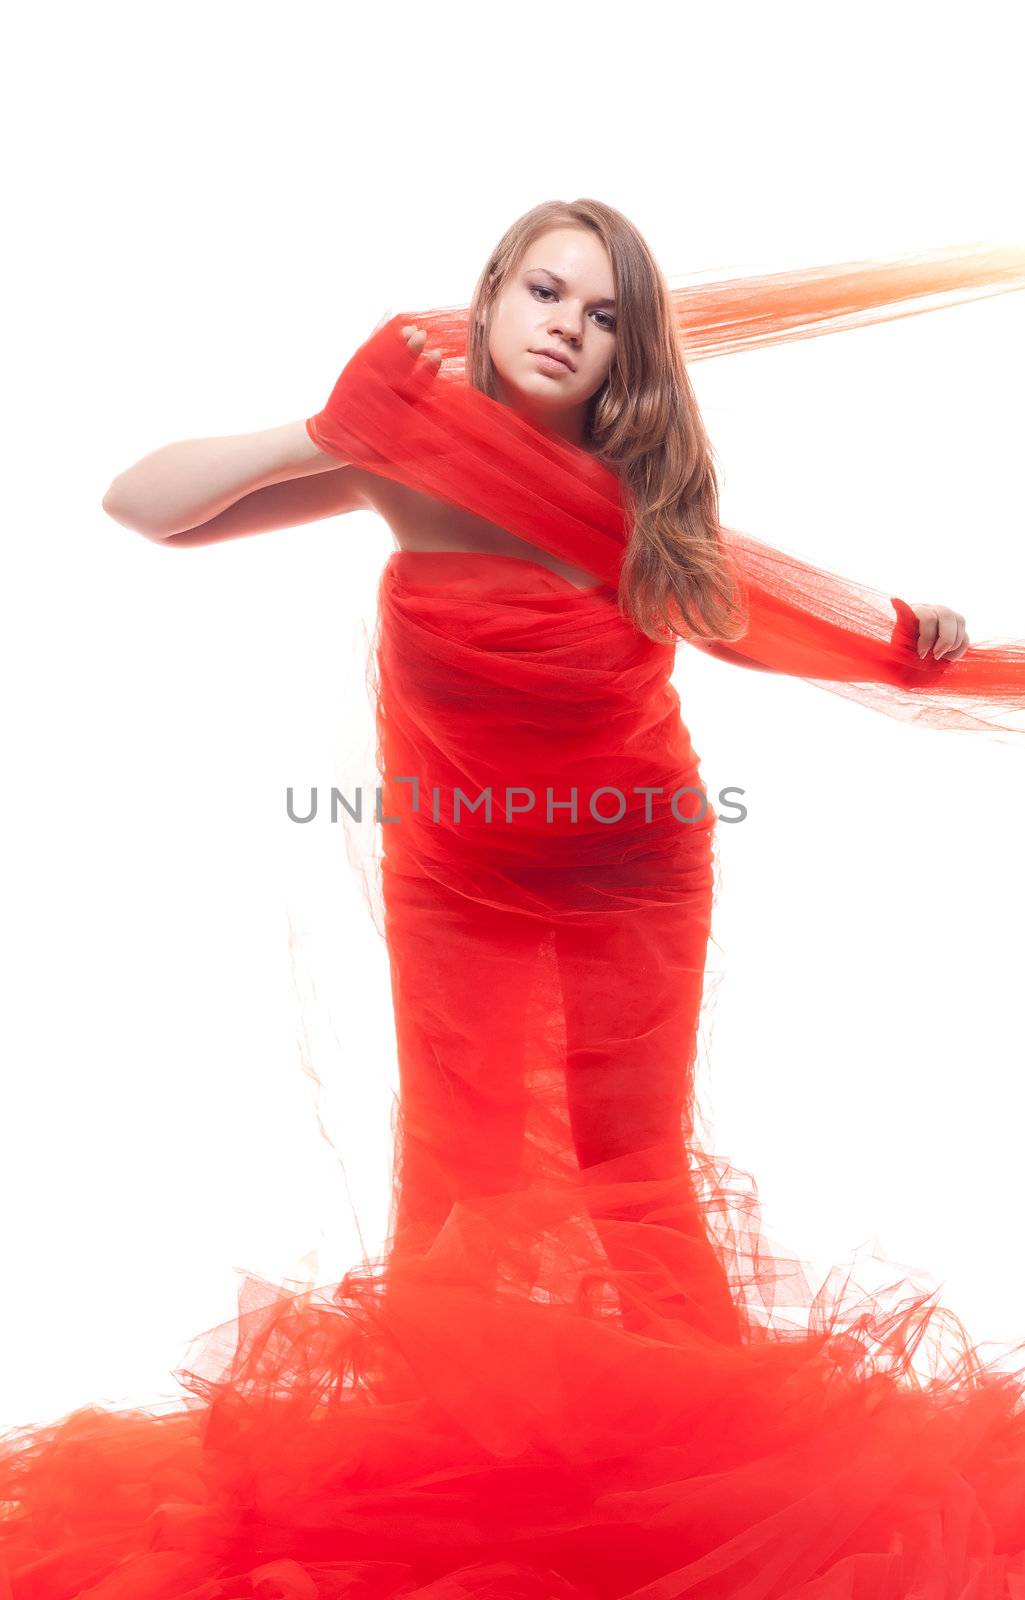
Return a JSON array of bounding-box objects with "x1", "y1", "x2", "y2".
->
[
  {"x1": 308, "y1": 244, "x2": 1025, "y2": 742},
  {"x1": 3, "y1": 247, "x2": 1025, "y2": 1600}
]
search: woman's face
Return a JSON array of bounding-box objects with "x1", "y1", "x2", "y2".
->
[{"x1": 486, "y1": 226, "x2": 617, "y2": 447}]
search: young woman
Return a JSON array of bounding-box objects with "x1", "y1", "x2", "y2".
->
[{"x1": 5, "y1": 200, "x2": 1025, "y2": 1600}]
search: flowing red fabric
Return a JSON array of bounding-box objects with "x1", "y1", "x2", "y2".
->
[
  {"x1": 306, "y1": 243, "x2": 1025, "y2": 742},
  {"x1": 4, "y1": 247, "x2": 1025, "y2": 1600}
]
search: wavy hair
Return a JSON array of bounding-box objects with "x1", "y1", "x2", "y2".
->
[{"x1": 464, "y1": 198, "x2": 747, "y2": 645}]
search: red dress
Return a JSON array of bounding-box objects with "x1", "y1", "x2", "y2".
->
[{"x1": 4, "y1": 251, "x2": 1025, "y2": 1600}]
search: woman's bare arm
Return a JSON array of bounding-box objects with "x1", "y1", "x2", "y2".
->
[
  {"x1": 101, "y1": 420, "x2": 355, "y2": 544},
  {"x1": 148, "y1": 463, "x2": 369, "y2": 549}
]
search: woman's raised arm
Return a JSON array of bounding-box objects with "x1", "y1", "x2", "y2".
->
[{"x1": 101, "y1": 420, "x2": 362, "y2": 547}]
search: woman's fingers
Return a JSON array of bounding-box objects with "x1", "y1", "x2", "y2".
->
[
  {"x1": 401, "y1": 324, "x2": 442, "y2": 366},
  {"x1": 903, "y1": 601, "x2": 970, "y2": 661},
  {"x1": 922, "y1": 606, "x2": 968, "y2": 660},
  {"x1": 392, "y1": 323, "x2": 443, "y2": 401}
]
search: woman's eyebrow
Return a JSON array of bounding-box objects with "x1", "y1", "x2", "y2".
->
[{"x1": 525, "y1": 266, "x2": 616, "y2": 310}]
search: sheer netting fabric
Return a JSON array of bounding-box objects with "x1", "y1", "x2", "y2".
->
[{"x1": 4, "y1": 246, "x2": 1025, "y2": 1600}]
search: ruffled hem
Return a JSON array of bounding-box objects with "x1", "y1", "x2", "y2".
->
[{"x1": 5, "y1": 1144, "x2": 1025, "y2": 1600}]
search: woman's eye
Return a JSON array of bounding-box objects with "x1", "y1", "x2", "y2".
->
[{"x1": 528, "y1": 283, "x2": 615, "y2": 331}]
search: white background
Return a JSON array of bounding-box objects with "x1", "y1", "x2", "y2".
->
[{"x1": 3, "y1": 0, "x2": 1024, "y2": 1429}]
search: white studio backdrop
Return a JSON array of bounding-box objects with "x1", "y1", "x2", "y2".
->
[{"x1": 2, "y1": 0, "x2": 1023, "y2": 1430}]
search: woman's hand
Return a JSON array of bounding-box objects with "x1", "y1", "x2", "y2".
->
[
  {"x1": 906, "y1": 602, "x2": 970, "y2": 661},
  {"x1": 401, "y1": 324, "x2": 443, "y2": 369}
]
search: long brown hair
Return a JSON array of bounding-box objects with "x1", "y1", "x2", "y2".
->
[{"x1": 464, "y1": 198, "x2": 747, "y2": 646}]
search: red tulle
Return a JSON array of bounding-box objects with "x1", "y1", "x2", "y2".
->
[
  {"x1": 5, "y1": 250, "x2": 1025, "y2": 1600},
  {"x1": 307, "y1": 248, "x2": 1025, "y2": 742}
]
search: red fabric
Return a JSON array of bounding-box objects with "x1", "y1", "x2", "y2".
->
[
  {"x1": 306, "y1": 284, "x2": 1025, "y2": 740},
  {"x1": 5, "y1": 252, "x2": 1025, "y2": 1599}
]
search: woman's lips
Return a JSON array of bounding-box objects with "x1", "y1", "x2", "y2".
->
[{"x1": 532, "y1": 350, "x2": 573, "y2": 373}]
